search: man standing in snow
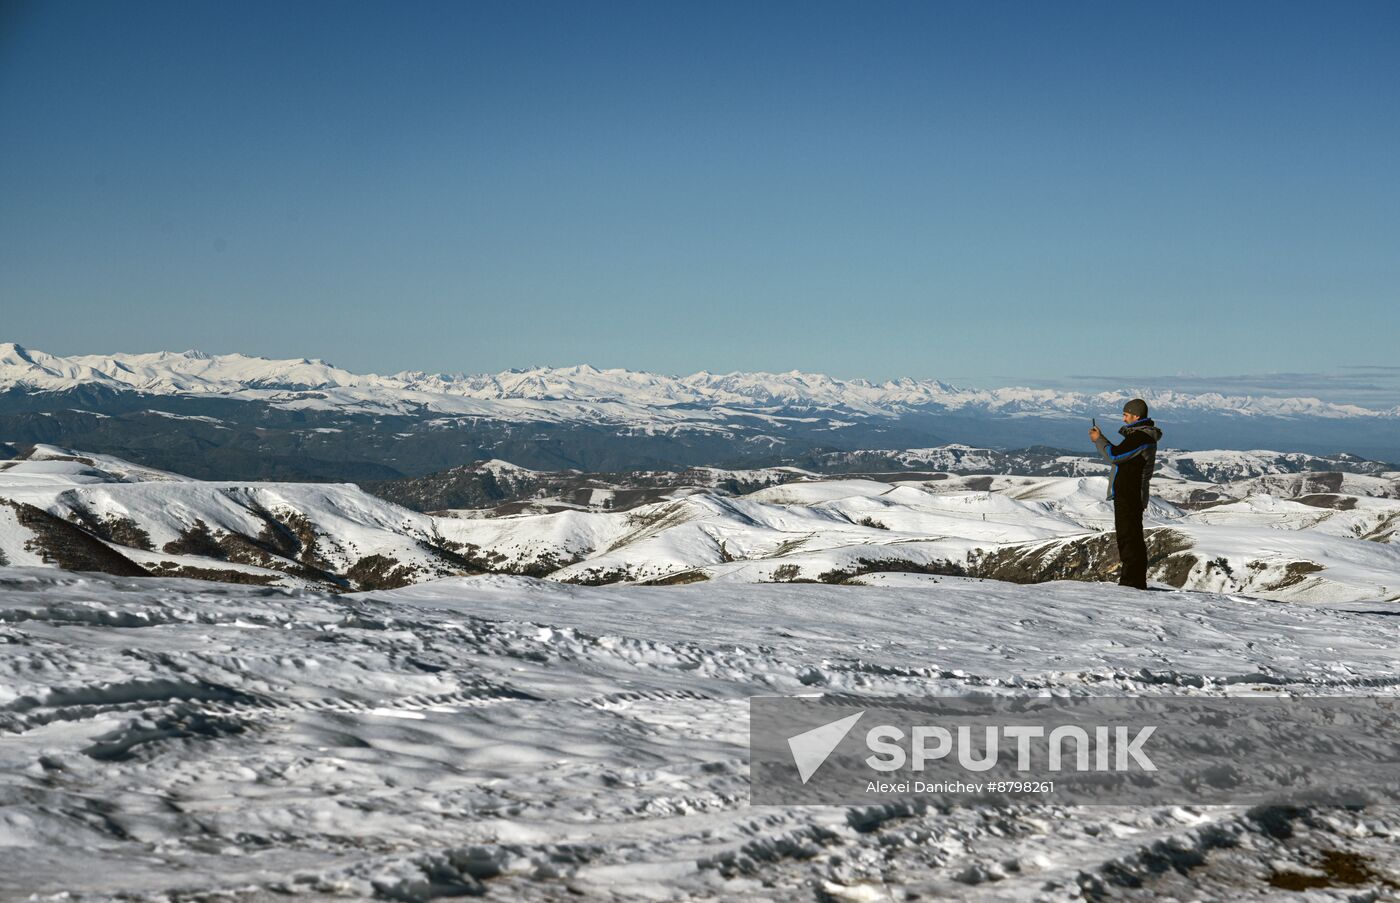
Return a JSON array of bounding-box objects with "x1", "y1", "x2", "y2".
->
[{"x1": 1089, "y1": 398, "x2": 1162, "y2": 590}]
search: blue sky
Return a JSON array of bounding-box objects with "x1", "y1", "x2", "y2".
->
[{"x1": 2, "y1": 0, "x2": 1397, "y2": 400}]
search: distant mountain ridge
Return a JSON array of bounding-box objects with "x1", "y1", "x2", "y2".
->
[
  {"x1": 5, "y1": 343, "x2": 1400, "y2": 472},
  {"x1": 4, "y1": 342, "x2": 1395, "y2": 420}
]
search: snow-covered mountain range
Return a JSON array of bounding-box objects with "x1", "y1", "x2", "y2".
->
[
  {"x1": 7, "y1": 342, "x2": 1400, "y2": 479},
  {"x1": 4, "y1": 342, "x2": 1395, "y2": 420}
]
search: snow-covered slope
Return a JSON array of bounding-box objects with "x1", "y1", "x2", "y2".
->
[
  {"x1": 0, "y1": 444, "x2": 194, "y2": 485},
  {"x1": 4, "y1": 342, "x2": 1395, "y2": 422},
  {"x1": 0, "y1": 445, "x2": 471, "y2": 590},
  {"x1": 3, "y1": 569, "x2": 1399, "y2": 900}
]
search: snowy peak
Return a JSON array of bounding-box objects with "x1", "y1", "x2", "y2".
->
[{"x1": 0, "y1": 342, "x2": 36, "y2": 366}]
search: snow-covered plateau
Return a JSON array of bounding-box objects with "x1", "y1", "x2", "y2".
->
[
  {"x1": 4, "y1": 568, "x2": 1400, "y2": 901},
  {"x1": 3, "y1": 444, "x2": 1400, "y2": 900}
]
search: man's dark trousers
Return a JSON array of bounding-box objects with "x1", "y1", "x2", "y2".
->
[{"x1": 1113, "y1": 497, "x2": 1148, "y2": 589}]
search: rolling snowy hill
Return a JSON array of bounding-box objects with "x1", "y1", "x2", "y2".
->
[
  {"x1": 2, "y1": 444, "x2": 1397, "y2": 603},
  {"x1": 0, "y1": 446, "x2": 473, "y2": 590},
  {"x1": 366, "y1": 444, "x2": 1399, "y2": 514}
]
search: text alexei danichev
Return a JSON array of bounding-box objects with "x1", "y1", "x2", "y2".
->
[{"x1": 866, "y1": 780, "x2": 1056, "y2": 794}]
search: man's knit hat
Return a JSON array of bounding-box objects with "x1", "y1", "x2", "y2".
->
[{"x1": 1123, "y1": 398, "x2": 1149, "y2": 419}]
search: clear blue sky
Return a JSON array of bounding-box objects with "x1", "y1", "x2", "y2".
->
[{"x1": 2, "y1": 0, "x2": 1397, "y2": 399}]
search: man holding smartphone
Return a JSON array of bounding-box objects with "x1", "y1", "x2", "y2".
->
[{"x1": 1088, "y1": 398, "x2": 1162, "y2": 590}]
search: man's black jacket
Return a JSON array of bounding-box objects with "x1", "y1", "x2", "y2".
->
[{"x1": 1092, "y1": 418, "x2": 1163, "y2": 508}]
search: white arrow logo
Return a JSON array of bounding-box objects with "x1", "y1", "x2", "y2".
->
[{"x1": 787, "y1": 711, "x2": 864, "y2": 783}]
